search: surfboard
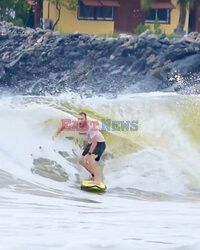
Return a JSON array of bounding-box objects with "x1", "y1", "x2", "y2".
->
[{"x1": 81, "y1": 180, "x2": 106, "y2": 192}]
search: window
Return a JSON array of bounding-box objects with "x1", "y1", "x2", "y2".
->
[
  {"x1": 79, "y1": 4, "x2": 95, "y2": 19},
  {"x1": 78, "y1": 1, "x2": 113, "y2": 20},
  {"x1": 96, "y1": 6, "x2": 113, "y2": 20},
  {"x1": 145, "y1": 9, "x2": 170, "y2": 24},
  {"x1": 146, "y1": 9, "x2": 156, "y2": 21},
  {"x1": 157, "y1": 9, "x2": 168, "y2": 22}
]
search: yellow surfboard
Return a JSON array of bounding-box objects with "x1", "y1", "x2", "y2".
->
[{"x1": 81, "y1": 180, "x2": 106, "y2": 192}]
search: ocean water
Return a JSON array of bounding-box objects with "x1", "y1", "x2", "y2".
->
[{"x1": 0, "y1": 92, "x2": 200, "y2": 250}]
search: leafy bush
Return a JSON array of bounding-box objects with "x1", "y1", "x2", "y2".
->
[
  {"x1": 134, "y1": 23, "x2": 151, "y2": 35},
  {"x1": 153, "y1": 16, "x2": 162, "y2": 35},
  {"x1": 166, "y1": 33, "x2": 182, "y2": 39},
  {"x1": 11, "y1": 17, "x2": 24, "y2": 27}
]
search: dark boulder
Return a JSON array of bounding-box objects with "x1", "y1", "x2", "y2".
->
[{"x1": 170, "y1": 54, "x2": 200, "y2": 75}]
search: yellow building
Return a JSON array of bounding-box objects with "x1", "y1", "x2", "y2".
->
[
  {"x1": 145, "y1": 0, "x2": 189, "y2": 34},
  {"x1": 43, "y1": 0, "x2": 189, "y2": 35},
  {"x1": 43, "y1": 0, "x2": 116, "y2": 35}
]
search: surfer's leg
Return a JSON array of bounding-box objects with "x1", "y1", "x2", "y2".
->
[
  {"x1": 80, "y1": 143, "x2": 94, "y2": 179},
  {"x1": 79, "y1": 157, "x2": 94, "y2": 180},
  {"x1": 86, "y1": 154, "x2": 100, "y2": 184}
]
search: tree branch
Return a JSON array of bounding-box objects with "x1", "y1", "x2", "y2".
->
[{"x1": 52, "y1": 0, "x2": 61, "y2": 30}]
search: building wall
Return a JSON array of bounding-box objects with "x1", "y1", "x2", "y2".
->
[
  {"x1": 43, "y1": 0, "x2": 114, "y2": 35},
  {"x1": 43, "y1": 0, "x2": 189, "y2": 35},
  {"x1": 146, "y1": 0, "x2": 189, "y2": 34},
  {"x1": 114, "y1": 0, "x2": 144, "y2": 33},
  {"x1": 189, "y1": 1, "x2": 200, "y2": 33}
]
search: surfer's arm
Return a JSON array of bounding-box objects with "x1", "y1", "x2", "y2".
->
[
  {"x1": 53, "y1": 119, "x2": 74, "y2": 140},
  {"x1": 88, "y1": 136, "x2": 98, "y2": 154},
  {"x1": 52, "y1": 126, "x2": 65, "y2": 140}
]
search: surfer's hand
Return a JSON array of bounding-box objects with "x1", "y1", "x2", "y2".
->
[
  {"x1": 84, "y1": 154, "x2": 88, "y2": 160},
  {"x1": 52, "y1": 134, "x2": 57, "y2": 140},
  {"x1": 84, "y1": 154, "x2": 90, "y2": 164}
]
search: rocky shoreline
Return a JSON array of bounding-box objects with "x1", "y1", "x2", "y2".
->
[{"x1": 0, "y1": 21, "x2": 200, "y2": 95}]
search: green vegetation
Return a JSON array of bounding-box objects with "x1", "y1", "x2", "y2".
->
[
  {"x1": 0, "y1": 0, "x2": 30, "y2": 27},
  {"x1": 97, "y1": 32, "x2": 121, "y2": 38},
  {"x1": 134, "y1": 19, "x2": 183, "y2": 39},
  {"x1": 166, "y1": 33, "x2": 182, "y2": 39},
  {"x1": 10, "y1": 17, "x2": 24, "y2": 26},
  {"x1": 15, "y1": 0, "x2": 30, "y2": 26},
  {"x1": 153, "y1": 16, "x2": 162, "y2": 35},
  {"x1": 134, "y1": 23, "x2": 151, "y2": 35},
  {"x1": 134, "y1": 16, "x2": 162, "y2": 35},
  {"x1": 141, "y1": 0, "x2": 196, "y2": 34},
  {"x1": 0, "y1": 0, "x2": 14, "y2": 21}
]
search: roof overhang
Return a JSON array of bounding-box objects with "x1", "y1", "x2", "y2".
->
[
  {"x1": 82, "y1": 0, "x2": 102, "y2": 7},
  {"x1": 81, "y1": 0, "x2": 120, "y2": 7},
  {"x1": 150, "y1": 2, "x2": 175, "y2": 9}
]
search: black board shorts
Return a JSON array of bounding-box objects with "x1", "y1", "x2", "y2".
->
[{"x1": 82, "y1": 142, "x2": 106, "y2": 161}]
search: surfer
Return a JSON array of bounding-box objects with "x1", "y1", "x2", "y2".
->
[{"x1": 52, "y1": 112, "x2": 106, "y2": 185}]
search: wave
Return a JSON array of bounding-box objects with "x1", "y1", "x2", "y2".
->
[{"x1": 0, "y1": 92, "x2": 200, "y2": 198}]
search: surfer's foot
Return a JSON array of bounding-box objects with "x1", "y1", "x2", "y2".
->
[{"x1": 89, "y1": 180, "x2": 101, "y2": 185}]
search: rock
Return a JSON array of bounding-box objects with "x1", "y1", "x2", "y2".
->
[
  {"x1": 43, "y1": 31, "x2": 53, "y2": 39},
  {"x1": 142, "y1": 47, "x2": 157, "y2": 58},
  {"x1": 114, "y1": 56, "x2": 136, "y2": 67},
  {"x1": 0, "y1": 21, "x2": 200, "y2": 95},
  {"x1": 0, "y1": 62, "x2": 5, "y2": 81},
  {"x1": 137, "y1": 38, "x2": 147, "y2": 48},
  {"x1": 110, "y1": 54, "x2": 115, "y2": 60},
  {"x1": 164, "y1": 46, "x2": 196, "y2": 61},
  {"x1": 49, "y1": 72, "x2": 59, "y2": 80},
  {"x1": 6, "y1": 52, "x2": 28, "y2": 69},
  {"x1": 147, "y1": 54, "x2": 156, "y2": 65},
  {"x1": 36, "y1": 36, "x2": 44, "y2": 44},
  {"x1": 54, "y1": 46, "x2": 64, "y2": 55},
  {"x1": 152, "y1": 67, "x2": 168, "y2": 81},
  {"x1": 2, "y1": 51, "x2": 11, "y2": 60},
  {"x1": 162, "y1": 37, "x2": 170, "y2": 45},
  {"x1": 140, "y1": 29, "x2": 152, "y2": 37},
  {"x1": 67, "y1": 51, "x2": 82, "y2": 59},
  {"x1": 119, "y1": 33, "x2": 133, "y2": 39},
  {"x1": 159, "y1": 33, "x2": 166, "y2": 40},
  {"x1": 102, "y1": 63, "x2": 111, "y2": 69},
  {"x1": 121, "y1": 47, "x2": 134, "y2": 57},
  {"x1": 56, "y1": 35, "x2": 66, "y2": 45},
  {"x1": 186, "y1": 32, "x2": 198, "y2": 40},
  {"x1": 132, "y1": 58, "x2": 146, "y2": 72},
  {"x1": 97, "y1": 57, "x2": 107, "y2": 64},
  {"x1": 170, "y1": 54, "x2": 200, "y2": 75},
  {"x1": 152, "y1": 61, "x2": 161, "y2": 69},
  {"x1": 195, "y1": 34, "x2": 200, "y2": 43},
  {"x1": 151, "y1": 40, "x2": 162, "y2": 49},
  {"x1": 69, "y1": 33, "x2": 82, "y2": 40},
  {"x1": 110, "y1": 68, "x2": 122, "y2": 75}
]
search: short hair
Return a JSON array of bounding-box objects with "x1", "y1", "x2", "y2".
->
[{"x1": 78, "y1": 112, "x2": 87, "y2": 119}]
